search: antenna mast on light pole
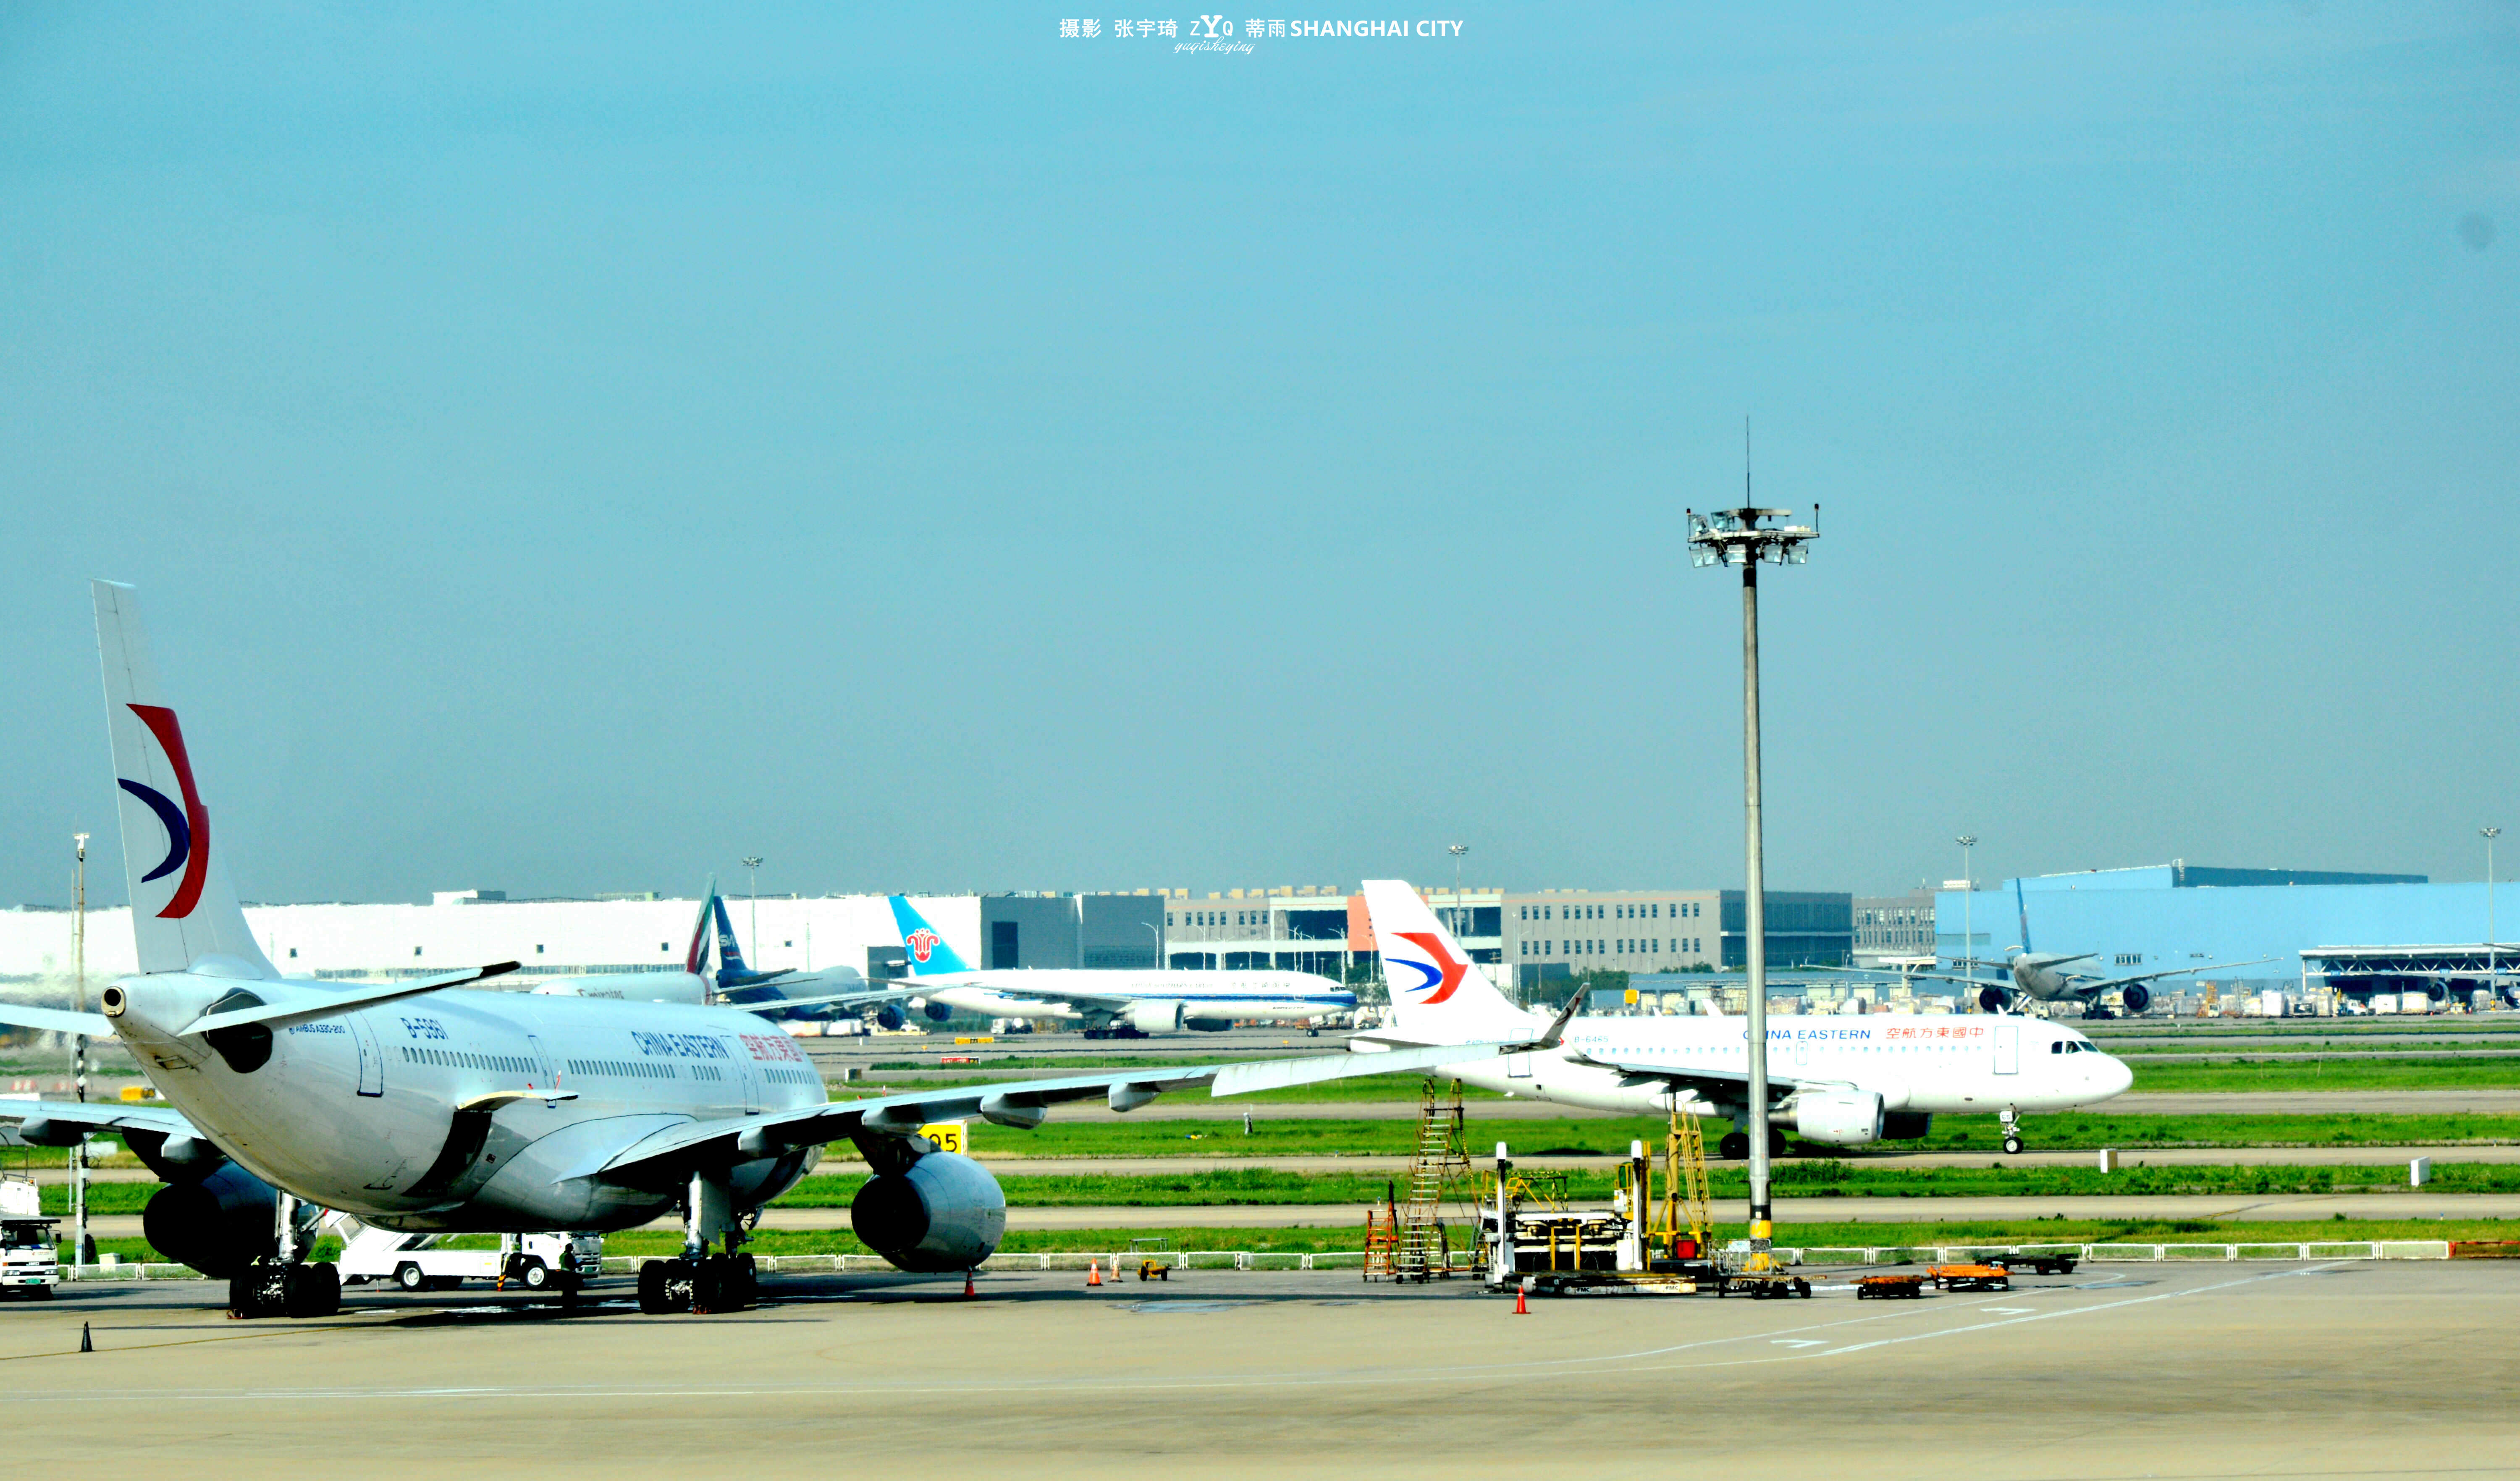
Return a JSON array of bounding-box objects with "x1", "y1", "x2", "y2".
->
[
  {"x1": 2487, "y1": 828, "x2": 2502, "y2": 1005},
  {"x1": 72, "y1": 833, "x2": 95, "y2": 1266},
  {"x1": 740, "y1": 857, "x2": 764, "y2": 969},
  {"x1": 1686, "y1": 429, "x2": 1817, "y2": 1261}
]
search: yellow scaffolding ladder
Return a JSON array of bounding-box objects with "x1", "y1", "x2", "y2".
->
[
  {"x1": 1392, "y1": 1078, "x2": 1474, "y2": 1282},
  {"x1": 1654, "y1": 1104, "x2": 1712, "y2": 1259}
]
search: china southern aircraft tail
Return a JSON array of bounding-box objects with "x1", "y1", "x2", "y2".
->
[
  {"x1": 1360, "y1": 879, "x2": 1534, "y2": 1042},
  {"x1": 93, "y1": 581, "x2": 277, "y2": 979},
  {"x1": 886, "y1": 895, "x2": 974, "y2": 976}
]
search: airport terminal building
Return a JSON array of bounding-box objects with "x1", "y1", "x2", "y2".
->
[{"x1": 1935, "y1": 864, "x2": 2511, "y2": 1004}]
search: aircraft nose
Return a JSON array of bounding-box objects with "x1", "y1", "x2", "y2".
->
[{"x1": 2096, "y1": 1052, "x2": 2134, "y2": 1098}]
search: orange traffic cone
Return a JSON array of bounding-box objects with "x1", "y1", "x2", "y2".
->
[
  {"x1": 1513, "y1": 1281, "x2": 1529, "y2": 1315},
  {"x1": 963, "y1": 1274, "x2": 976, "y2": 1299},
  {"x1": 1087, "y1": 1260, "x2": 1102, "y2": 1287}
]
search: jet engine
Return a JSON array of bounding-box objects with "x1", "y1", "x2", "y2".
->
[
  {"x1": 874, "y1": 1003, "x2": 907, "y2": 1030},
  {"x1": 1790, "y1": 1090, "x2": 1885, "y2": 1146},
  {"x1": 140, "y1": 1162, "x2": 293, "y2": 1279},
  {"x1": 1978, "y1": 985, "x2": 2009, "y2": 1013},
  {"x1": 849, "y1": 1151, "x2": 1007, "y2": 1272},
  {"x1": 2119, "y1": 983, "x2": 2151, "y2": 1015},
  {"x1": 922, "y1": 999, "x2": 954, "y2": 1023},
  {"x1": 1128, "y1": 1001, "x2": 1185, "y2": 1035}
]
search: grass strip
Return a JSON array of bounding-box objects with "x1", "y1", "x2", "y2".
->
[{"x1": 2132, "y1": 1059, "x2": 2520, "y2": 1092}]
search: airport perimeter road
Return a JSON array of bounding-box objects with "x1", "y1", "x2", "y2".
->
[{"x1": 3, "y1": 1262, "x2": 2510, "y2": 1478}]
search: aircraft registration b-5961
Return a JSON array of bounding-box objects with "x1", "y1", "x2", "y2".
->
[{"x1": 0, "y1": 583, "x2": 1517, "y2": 1319}]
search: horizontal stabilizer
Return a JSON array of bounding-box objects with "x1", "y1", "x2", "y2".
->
[
  {"x1": 177, "y1": 962, "x2": 519, "y2": 1036},
  {"x1": 0, "y1": 1002, "x2": 116, "y2": 1038}
]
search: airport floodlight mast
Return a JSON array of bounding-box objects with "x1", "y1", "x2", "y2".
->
[
  {"x1": 2487, "y1": 828, "x2": 2502, "y2": 1001},
  {"x1": 1956, "y1": 835, "x2": 1978, "y2": 984},
  {"x1": 1448, "y1": 844, "x2": 1468, "y2": 931},
  {"x1": 72, "y1": 832, "x2": 94, "y2": 1265},
  {"x1": 1685, "y1": 443, "x2": 1817, "y2": 1253},
  {"x1": 741, "y1": 856, "x2": 763, "y2": 967}
]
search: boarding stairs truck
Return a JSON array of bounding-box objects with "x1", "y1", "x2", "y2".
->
[
  {"x1": 329, "y1": 1212, "x2": 600, "y2": 1295},
  {"x1": 0, "y1": 1176, "x2": 60, "y2": 1298}
]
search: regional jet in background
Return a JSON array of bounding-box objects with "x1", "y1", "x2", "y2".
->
[
  {"x1": 1353, "y1": 879, "x2": 2132, "y2": 1158},
  {"x1": 0, "y1": 582, "x2": 1501, "y2": 1320},
  {"x1": 1893, "y1": 880, "x2": 2269, "y2": 1018},
  {"x1": 886, "y1": 895, "x2": 1357, "y2": 1038}
]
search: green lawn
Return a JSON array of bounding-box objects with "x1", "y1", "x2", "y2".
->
[{"x1": 2131, "y1": 1057, "x2": 2520, "y2": 1092}]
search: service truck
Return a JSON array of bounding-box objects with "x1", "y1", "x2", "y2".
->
[
  {"x1": 0, "y1": 1176, "x2": 60, "y2": 1298},
  {"x1": 333, "y1": 1215, "x2": 600, "y2": 1295}
]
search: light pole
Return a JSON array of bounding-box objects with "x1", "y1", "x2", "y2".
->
[
  {"x1": 740, "y1": 857, "x2": 763, "y2": 967},
  {"x1": 1448, "y1": 844, "x2": 1468, "y2": 936},
  {"x1": 1686, "y1": 469, "x2": 1817, "y2": 1254},
  {"x1": 72, "y1": 833, "x2": 94, "y2": 1266},
  {"x1": 2486, "y1": 828, "x2": 2502, "y2": 1005},
  {"x1": 1956, "y1": 835, "x2": 1977, "y2": 1004},
  {"x1": 1141, "y1": 919, "x2": 1164, "y2": 972}
]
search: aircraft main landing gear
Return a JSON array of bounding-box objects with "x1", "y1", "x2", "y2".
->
[
  {"x1": 640, "y1": 1171, "x2": 758, "y2": 1315},
  {"x1": 228, "y1": 1191, "x2": 338, "y2": 1319}
]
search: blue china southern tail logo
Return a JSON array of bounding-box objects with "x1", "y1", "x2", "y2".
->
[{"x1": 118, "y1": 703, "x2": 210, "y2": 920}]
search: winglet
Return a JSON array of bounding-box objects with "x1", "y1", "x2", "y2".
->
[{"x1": 1516, "y1": 986, "x2": 1584, "y2": 1051}]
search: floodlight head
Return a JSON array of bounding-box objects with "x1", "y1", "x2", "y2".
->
[{"x1": 1686, "y1": 504, "x2": 1818, "y2": 569}]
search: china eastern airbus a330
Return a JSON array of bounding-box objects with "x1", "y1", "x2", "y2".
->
[
  {"x1": 1352, "y1": 879, "x2": 2131, "y2": 1159},
  {"x1": 0, "y1": 583, "x2": 1518, "y2": 1319}
]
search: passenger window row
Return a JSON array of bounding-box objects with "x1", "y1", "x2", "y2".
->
[{"x1": 401, "y1": 1047, "x2": 537, "y2": 1075}]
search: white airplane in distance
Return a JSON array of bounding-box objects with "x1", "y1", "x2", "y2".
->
[
  {"x1": 887, "y1": 895, "x2": 1356, "y2": 1038},
  {"x1": 0, "y1": 583, "x2": 1512, "y2": 1320},
  {"x1": 533, "y1": 886, "x2": 918, "y2": 1022},
  {"x1": 1353, "y1": 879, "x2": 2132, "y2": 1158}
]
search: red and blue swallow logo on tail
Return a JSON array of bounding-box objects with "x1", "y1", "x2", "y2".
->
[
  {"x1": 117, "y1": 703, "x2": 209, "y2": 920},
  {"x1": 1387, "y1": 931, "x2": 1468, "y2": 1004},
  {"x1": 907, "y1": 929, "x2": 941, "y2": 964}
]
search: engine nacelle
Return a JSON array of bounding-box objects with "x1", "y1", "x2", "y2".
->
[
  {"x1": 1128, "y1": 1001, "x2": 1185, "y2": 1035},
  {"x1": 1978, "y1": 985, "x2": 2009, "y2": 1014},
  {"x1": 850, "y1": 1151, "x2": 1007, "y2": 1273},
  {"x1": 921, "y1": 999, "x2": 955, "y2": 1023},
  {"x1": 141, "y1": 1162, "x2": 287, "y2": 1279},
  {"x1": 2120, "y1": 983, "x2": 2151, "y2": 1015},
  {"x1": 1791, "y1": 1090, "x2": 1885, "y2": 1146},
  {"x1": 874, "y1": 1003, "x2": 907, "y2": 1030}
]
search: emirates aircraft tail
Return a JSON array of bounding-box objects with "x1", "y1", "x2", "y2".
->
[
  {"x1": 93, "y1": 581, "x2": 277, "y2": 980},
  {"x1": 1360, "y1": 879, "x2": 1535, "y2": 1043}
]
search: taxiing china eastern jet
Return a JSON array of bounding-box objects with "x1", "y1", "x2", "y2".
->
[
  {"x1": 887, "y1": 895, "x2": 1356, "y2": 1037},
  {"x1": 0, "y1": 584, "x2": 1508, "y2": 1320},
  {"x1": 1353, "y1": 879, "x2": 2132, "y2": 1158},
  {"x1": 1897, "y1": 880, "x2": 2269, "y2": 1018}
]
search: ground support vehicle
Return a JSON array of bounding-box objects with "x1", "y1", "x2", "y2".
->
[
  {"x1": 1854, "y1": 1273, "x2": 1925, "y2": 1299},
  {"x1": 1929, "y1": 1263, "x2": 2012, "y2": 1292},
  {"x1": 336, "y1": 1219, "x2": 600, "y2": 1296},
  {"x1": 0, "y1": 1177, "x2": 59, "y2": 1298},
  {"x1": 1989, "y1": 1251, "x2": 2079, "y2": 1275}
]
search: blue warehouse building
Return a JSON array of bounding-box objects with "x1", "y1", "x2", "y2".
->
[{"x1": 1935, "y1": 864, "x2": 2511, "y2": 1004}]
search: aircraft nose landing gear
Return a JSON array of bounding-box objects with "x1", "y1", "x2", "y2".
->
[{"x1": 2000, "y1": 1106, "x2": 2024, "y2": 1156}]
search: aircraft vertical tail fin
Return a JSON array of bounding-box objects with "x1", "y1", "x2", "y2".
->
[
  {"x1": 709, "y1": 891, "x2": 749, "y2": 978},
  {"x1": 1359, "y1": 880, "x2": 1534, "y2": 1042},
  {"x1": 2015, "y1": 878, "x2": 2032, "y2": 955},
  {"x1": 887, "y1": 895, "x2": 973, "y2": 976},
  {"x1": 92, "y1": 581, "x2": 276, "y2": 979},
  {"x1": 685, "y1": 881, "x2": 719, "y2": 975}
]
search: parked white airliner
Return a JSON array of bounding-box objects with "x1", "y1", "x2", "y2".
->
[
  {"x1": 1353, "y1": 880, "x2": 2132, "y2": 1158},
  {"x1": 890, "y1": 895, "x2": 1355, "y2": 1037},
  {"x1": 0, "y1": 585, "x2": 1510, "y2": 1319}
]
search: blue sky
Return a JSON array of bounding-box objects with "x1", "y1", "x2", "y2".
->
[{"x1": 4, "y1": 4, "x2": 2514, "y2": 907}]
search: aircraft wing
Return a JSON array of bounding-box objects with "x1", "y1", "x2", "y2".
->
[
  {"x1": 582, "y1": 1041, "x2": 1516, "y2": 1186},
  {"x1": 1560, "y1": 1049, "x2": 1813, "y2": 1107},
  {"x1": 2066, "y1": 958, "x2": 2276, "y2": 996},
  {"x1": 0, "y1": 1002, "x2": 116, "y2": 1038},
  {"x1": 732, "y1": 986, "x2": 921, "y2": 1016},
  {"x1": 0, "y1": 1096, "x2": 197, "y2": 1142}
]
